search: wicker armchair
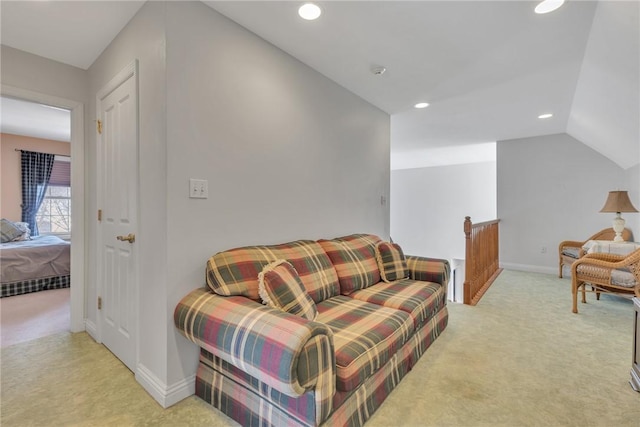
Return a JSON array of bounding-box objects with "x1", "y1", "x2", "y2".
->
[
  {"x1": 558, "y1": 228, "x2": 632, "y2": 278},
  {"x1": 571, "y1": 248, "x2": 640, "y2": 313}
]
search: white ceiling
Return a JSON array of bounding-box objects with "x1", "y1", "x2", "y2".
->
[
  {"x1": 0, "y1": 96, "x2": 71, "y2": 142},
  {"x1": 0, "y1": 0, "x2": 145, "y2": 70},
  {"x1": 1, "y1": 1, "x2": 638, "y2": 169}
]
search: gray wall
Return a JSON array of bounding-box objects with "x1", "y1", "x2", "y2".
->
[
  {"x1": 86, "y1": 0, "x2": 169, "y2": 399},
  {"x1": 164, "y1": 1, "x2": 390, "y2": 386},
  {"x1": 626, "y1": 164, "x2": 640, "y2": 234},
  {"x1": 85, "y1": 0, "x2": 389, "y2": 404},
  {"x1": 390, "y1": 161, "x2": 497, "y2": 262},
  {"x1": 0, "y1": 45, "x2": 88, "y2": 103},
  {"x1": 497, "y1": 133, "x2": 638, "y2": 273}
]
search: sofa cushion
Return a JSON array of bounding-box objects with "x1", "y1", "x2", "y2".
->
[
  {"x1": 258, "y1": 260, "x2": 318, "y2": 321},
  {"x1": 375, "y1": 242, "x2": 409, "y2": 283},
  {"x1": 207, "y1": 240, "x2": 339, "y2": 303},
  {"x1": 316, "y1": 295, "x2": 413, "y2": 392},
  {"x1": 317, "y1": 234, "x2": 382, "y2": 295},
  {"x1": 350, "y1": 279, "x2": 446, "y2": 329}
]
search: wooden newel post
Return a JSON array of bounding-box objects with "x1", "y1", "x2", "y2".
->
[{"x1": 464, "y1": 216, "x2": 472, "y2": 304}]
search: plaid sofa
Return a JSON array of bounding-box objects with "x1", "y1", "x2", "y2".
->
[{"x1": 175, "y1": 234, "x2": 449, "y2": 427}]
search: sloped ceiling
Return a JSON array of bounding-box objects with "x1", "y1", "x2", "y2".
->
[
  {"x1": 567, "y1": 1, "x2": 640, "y2": 170},
  {"x1": 207, "y1": 0, "x2": 638, "y2": 170},
  {"x1": 1, "y1": 1, "x2": 637, "y2": 169}
]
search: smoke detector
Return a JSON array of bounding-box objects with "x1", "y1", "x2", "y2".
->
[{"x1": 371, "y1": 66, "x2": 386, "y2": 76}]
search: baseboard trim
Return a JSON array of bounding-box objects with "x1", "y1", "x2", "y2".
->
[
  {"x1": 84, "y1": 319, "x2": 98, "y2": 341},
  {"x1": 136, "y1": 363, "x2": 195, "y2": 408},
  {"x1": 500, "y1": 263, "x2": 557, "y2": 275}
]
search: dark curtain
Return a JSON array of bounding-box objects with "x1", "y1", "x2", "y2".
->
[{"x1": 20, "y1": 150, "x2": 55, "y2": 236}]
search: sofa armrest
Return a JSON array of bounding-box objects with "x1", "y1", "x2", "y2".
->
[
  {"x1": 405, "y1": 255, "x2": 450, "y2": 286},
  {"x1": 174, "y1": 288, "x2": 335, "y2": 400}
]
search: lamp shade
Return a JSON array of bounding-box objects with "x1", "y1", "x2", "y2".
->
[{"x1": 599, "y1": 191, "x2": 639, "y2": 213}]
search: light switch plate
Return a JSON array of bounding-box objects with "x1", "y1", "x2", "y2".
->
[{"x1": 189, "y1": 178, "x2": 208, "y2": 199}]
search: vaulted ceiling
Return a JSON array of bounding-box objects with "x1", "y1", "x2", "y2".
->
[{"x1": 1, "y1": 1, "x2": 638, "y2": 169}]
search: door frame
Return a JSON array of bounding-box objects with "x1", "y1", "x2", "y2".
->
[
  {"x1": 95, "y1": 60, "x2": 140, "y2": 370},
  {"x1": 1, "y1": 84, "x2": 86, "y2": 332}
]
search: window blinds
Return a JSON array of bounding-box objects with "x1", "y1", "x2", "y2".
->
[{"x1": 48, "y1": 159, "x2": 71, "y2": 187}]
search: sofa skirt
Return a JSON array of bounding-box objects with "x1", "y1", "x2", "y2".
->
[{"x1": 194, "y1": 305, "x2": 449, "y2": 427}]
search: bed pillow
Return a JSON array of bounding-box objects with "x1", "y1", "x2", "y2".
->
[
  {"x1": 11, "y1": 222, "x2": 31, "y2": 241},
  {"x1": 376, "y1": 242, "x2": 409, "y2": 283},
  {"x1": 258, "y1": 259, "x2": 318, "y2": 321},
  {"x1": 1, "y1": 219, "x2": 24, "y2": 243}
]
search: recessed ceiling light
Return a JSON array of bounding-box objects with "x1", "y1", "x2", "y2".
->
[
  {"x1": 414, "y1": 102, "x2": 430, "y2": 109},
  {"x1": 535, "y1": 0, "x2": 565, "y2": 14},
  {"x1": 538, "y1": 113, "x2": 553, "y2": 119},
  {"x1": 298, "y1": 3, "x2": 322, "y2": 20}
]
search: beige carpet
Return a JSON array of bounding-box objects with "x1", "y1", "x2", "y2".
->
[
  {"x1": 1, "y1": 270, "x2": 638, "y2": 426},
  {"x1": 0, "y1": 288, "x2": 70, "y2": 348}
]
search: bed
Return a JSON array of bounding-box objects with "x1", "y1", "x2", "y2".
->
[{"x1": 1, "y1": 235, "x2": 71, "y2": 298}]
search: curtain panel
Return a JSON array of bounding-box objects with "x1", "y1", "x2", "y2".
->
[{"x1": 20, "y1": 150, "x2": 56, "y2": 236}]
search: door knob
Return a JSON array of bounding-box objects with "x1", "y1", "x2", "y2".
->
[{"x1": 116, "y1": 233, "x2": 135, "y2": 243}]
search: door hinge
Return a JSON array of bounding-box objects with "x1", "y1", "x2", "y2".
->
[
  {"x1": 98, "y1": 209, "x2": 102, "y2": 221},
  {"x1": 98, "y1": 296, "x2": 102, "y2": 310},
  {"x1": 97, "y1": 119, "x2": 102, "y2": 135}
]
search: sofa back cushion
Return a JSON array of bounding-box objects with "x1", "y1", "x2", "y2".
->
[
  {"x1": 317, "y1": 234, "x2": 382, "y2": 295},
  {"x1": 207, "y1": 240, "x2": 340, "y2": 303}
]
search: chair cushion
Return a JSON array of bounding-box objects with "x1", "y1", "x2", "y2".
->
[
  {"x1": 317, "y1": 234, "x2": 382, "y2": 295},
  {"x1": 611, "y1": 269, "x2": 637, "y2": 288},
  {"x1": 316, "y1": 296, "x2": 413, "y2": 391},
  {"x1": 561, "y1": 247, "x2": 581, "y2": 259},
  {"x1": 350, "y1": 278, "x2": 445, "y2": 329},
  {"x1": 375, "y1": 242, "x2": 409, "y2": 283},
  {"x1": 576, "y1": 265, "x2": 637, "y2": 288},
  {"x1": 258, "y1": 260, "x2": 318, "y2": 321}
]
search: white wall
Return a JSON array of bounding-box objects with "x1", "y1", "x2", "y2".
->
[
  {"x1": 497, "y1": 133, "x2": 638, "y2": 274},
  {"x1": 0, "y1": 46, "x2": 89, "y2": 333},
  {"x1": 0, "y1": 46, "x2": 88, "y2": 103},
  {"x1": 86, "y1": 0, "x2": 169, "y2": 402},
  {"x1": 390, "y1": 161, "x2": 497, "y2": 261},
  {"x1": 84, "y1": 0, "x2": 389, "y2": 406},
  {"x1": 164, "y1": 1, "x2": 390, "y2": 387},
  {"x1": 626, "y1": 164, "x2": 640, "y2": 235}
]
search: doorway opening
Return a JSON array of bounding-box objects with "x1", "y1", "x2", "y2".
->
[{"x1": 0, "y1": 86, "x2": 85, "y2": 346}]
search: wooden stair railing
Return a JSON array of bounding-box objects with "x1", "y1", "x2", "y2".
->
[{"x1": 463, "y1": 216, "x2": 502, "y2": 305}]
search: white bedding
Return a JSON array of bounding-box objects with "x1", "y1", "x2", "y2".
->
[{"x1": 0, "y1": 236, "x2": 71, "y2": 284}]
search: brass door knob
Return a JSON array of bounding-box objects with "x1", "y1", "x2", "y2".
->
[{"x1": 116, "y1": 233, "x2": 135, "y2": 243}]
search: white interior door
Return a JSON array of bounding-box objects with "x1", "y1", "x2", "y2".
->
[{"x1": 97, "y1": 61, "x2": 138, "y2": 372}]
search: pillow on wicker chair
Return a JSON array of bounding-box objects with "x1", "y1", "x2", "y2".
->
[
  {"x1": 258, "y1": 259, "x2": 318, "y2": 320},
  {"x1": 375, "y1": 242, "x2": 409, "y2": 283},
  {"x1": 562, "y1": 247, "x2": 581, "y2": 259}
]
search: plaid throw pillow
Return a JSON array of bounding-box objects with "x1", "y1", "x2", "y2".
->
[
  {"x1": 376, "y1": 242, "x2": 409, "y2": 283},
  {"x1": 1, "y1": 219, "x2": 24, "y2": 243},
  {"x1": 258, "y1": 260, "x2": 318, "y2": 321}
]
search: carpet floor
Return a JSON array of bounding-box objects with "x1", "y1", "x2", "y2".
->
[
  {"x1": 1, "y1": 270, "x2": 638, "y2": 426},
  {"x1": 0, "y1": 288, "x2": 70, "y2": 348}
]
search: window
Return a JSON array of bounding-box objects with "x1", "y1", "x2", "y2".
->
[
  {"x1": 36, "y1": 186, "x2": 71, "y2": 235},
  {"x1": 36, "y1": 157, "x2": 71, "y2": 236}
]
